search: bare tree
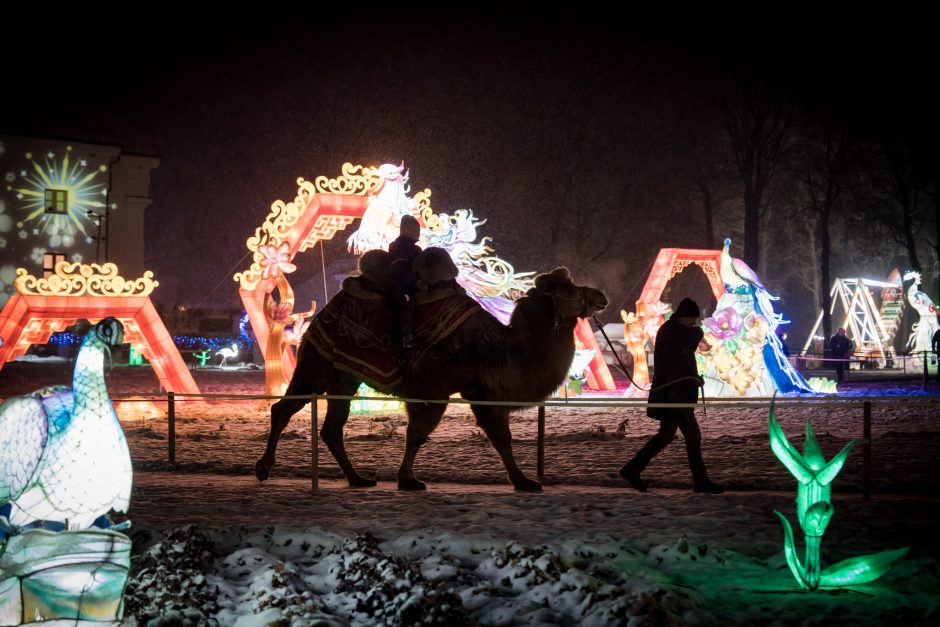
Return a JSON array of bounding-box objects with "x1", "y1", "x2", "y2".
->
[
  {"x1": 858, "y1": 140, "x2": 930, "y2": 274},
  {"x1": 676, "y1": 111, "x2": 738, "y2": 250},
  {"x1": 797, "y1": 121, "x2": 852, "y2": 342},
  {"x1": 928, "y1": 171, "x2": 939, "y2": 291},
  {"x1": 724, "y1": 79, "x2": 798, "y2": 269}
]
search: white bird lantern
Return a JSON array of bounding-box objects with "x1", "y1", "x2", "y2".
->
[{"x1": 0, "y1": 318, "x2": 132, "y2": 531}]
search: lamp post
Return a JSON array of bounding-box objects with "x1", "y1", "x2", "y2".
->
[{"x1": 86, "y1": 210, "x2": 107, "y2": 263}]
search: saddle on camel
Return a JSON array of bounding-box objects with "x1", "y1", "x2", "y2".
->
[
  {"x1": 308, "y1": 247, "x2": 476, "y2": 388},
  {"x1": 256, "y1": 247, "x2": 608, "y2": 492}
]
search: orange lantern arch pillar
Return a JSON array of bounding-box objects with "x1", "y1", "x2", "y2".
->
[{"x1": 0, "y1": 262, "x2": 199, "y2": 396}]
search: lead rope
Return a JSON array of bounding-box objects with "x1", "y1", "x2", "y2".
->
[{"x1": 590, "y1": 315, "x2": 706, "y2": 418}]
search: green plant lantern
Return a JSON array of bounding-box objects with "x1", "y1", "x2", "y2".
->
[
  {"x1": 194, "y1": 349, "x2": 212, "y2": 367},
  {"x1": 769, "y1": 401, "x2": 908, "y2": 589}
]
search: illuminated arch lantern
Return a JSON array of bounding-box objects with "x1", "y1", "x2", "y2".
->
[
  {"x1": 626, "y1": 242, "x2": 814, "y2": 397},
  {"x1": 0, "y1": 262, "x2": 199, "y2": 397},
  {"x1": 621, "y1": 248, "x2": 724, "y2": 393},
  {"x1": 236, "y1": 163, "x2": 615, "y2": 395}
]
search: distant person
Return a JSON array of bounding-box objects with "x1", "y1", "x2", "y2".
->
[
  {"x1": 777, "y1": 329, "x2": 790, "y2": 357},
  {"x1": 619, "y1": 297, "x2": 724, "y2": 494},
  {"x1": 932, "y1": 316, "x2": 940, "y2": 381},
  {"x1": 828, "y1": 327, "x2": 853, "y2": 382},
  {"x1": 388, "y1": 215, "x2": 422, "y2": 351}
]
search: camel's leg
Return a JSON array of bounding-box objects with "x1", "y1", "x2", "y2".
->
[
  {"x1": 397, "y1": 401, "x2": 447, "y2": 490},
  {"x1": 256, "y1": 358, "x2": 319, "y2": 482},
  {"x1": 472, "y1": 405, "x2": 542, "y2": 491},
  {"x1": 320, "y1": 379, "x2": 377, "y2": 488}
]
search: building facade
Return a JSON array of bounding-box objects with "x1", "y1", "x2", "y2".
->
[{"x1": 0, "y1": 135, "x2": 158, "y2": 307}]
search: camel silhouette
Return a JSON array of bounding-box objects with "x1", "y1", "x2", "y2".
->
[{"x1": 255, "y1": 259, "x2": 607, "y2": 492}]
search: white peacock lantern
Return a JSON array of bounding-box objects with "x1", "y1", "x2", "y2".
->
[
  {"x1": 0, "y1": 318, "x2": 132, "y2": 624},
  {"x1": 628, "y1": 239, "x2": 814, "y2": 397},
  {"x1": 697, "y1": 238, "x2": 814, "y2": 396},
  {"x1": 903, "y1": 271, "x2": 939, "y2": 369}
]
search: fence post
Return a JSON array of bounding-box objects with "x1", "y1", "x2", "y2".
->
[
  {"x1": 537, "y1": 405, "x2": 545, "y2": 479},
  {"x1": 167, "y1": 391, "x2": 176, "y2": 466},
  {"x1": 923, "y1": 351, "x2": 929, "y2": 389},
  {"x1": 311, "y1": 394, "x2": 319, "y2": 491},
  {"x1": 863, "y1": 401, "x2": 871, "y2": 500}
]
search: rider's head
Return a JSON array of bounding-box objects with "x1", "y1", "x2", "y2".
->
[{"x1": 399, "y1": 215, "x2": 420, "y2": 242}]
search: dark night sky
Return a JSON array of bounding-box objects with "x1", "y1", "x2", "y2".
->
[{"x1": 3, "y1": 7, "x2": 936, "y2": 337}]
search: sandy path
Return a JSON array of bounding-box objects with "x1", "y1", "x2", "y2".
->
[{"x1": 126, "y1": 473, "x2": 940, "y2": 561}]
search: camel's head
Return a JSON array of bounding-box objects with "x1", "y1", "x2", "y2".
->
[{"x1": 530, "y1": 268, "x2": 608, "y2": 321}]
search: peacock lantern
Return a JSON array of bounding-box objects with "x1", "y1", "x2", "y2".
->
[
  {"x1": 0, "y1": 318, "x2": 132, "y2": 532},
  {"x1": 696, "y1": 238, "x2": 814, "y2": 396},
  {"x1": 903, "y1": 270, "x2": 940, "y2": 357}
]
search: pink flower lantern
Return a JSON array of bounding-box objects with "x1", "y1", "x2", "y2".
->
[
  {"x1": 703, "y1": 307, "x2": 743, "y2": 340},
  {"x1": 258, "y1": 242, "x2": 297, "y2": 280}
]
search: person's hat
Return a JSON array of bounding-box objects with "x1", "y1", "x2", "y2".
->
[{"x1": 674, "y1": 297, "x2": 701, "y2": 318}]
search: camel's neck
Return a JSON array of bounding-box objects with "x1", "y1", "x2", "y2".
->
[
  {"x1": 509, "y1": 298, "x2": 578, "y2": 398},
  {"x1": 72, "y1": 340, "x2": 110, "y2": 414}
]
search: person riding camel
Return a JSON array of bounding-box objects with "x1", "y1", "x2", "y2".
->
[{"x1": 388, "y1": 215, "x2": 422, "y2": 350}]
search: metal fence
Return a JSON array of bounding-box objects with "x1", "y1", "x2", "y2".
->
[{"x1": 110, "y1": 391, "x2": 940, "y2": 499}]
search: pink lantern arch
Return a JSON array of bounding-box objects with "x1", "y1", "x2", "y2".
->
[
  {"x1": 621, "y1": 248, "x2": 725, "y2": 391},
  {"x1": 235, "y1": 163, "x2": 615, "y2": 394}
]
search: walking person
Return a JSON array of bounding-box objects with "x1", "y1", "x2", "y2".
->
[
  {"x1": 619, "y1": 297, "x2": 724, "y2": 494},
  {"x1": 828, "y1": 327, "x2": 853, "y2": 382}
]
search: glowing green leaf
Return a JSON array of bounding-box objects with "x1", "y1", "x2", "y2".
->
[
  {"x1": 815, "y1": 439, "x2": 861, "y2": 487},
  {"x1": 774, "y1": 510, "x2": 808, "y2": 589},
  {"x1": 769, "y1": 407, "x2": 814, "y2": 483},
  {"x1": 819, "y1": 547, "x2": 910, "y2": 588},
  {"x1": 802, "y1": 422, "x2": 825, "y2": 470}
]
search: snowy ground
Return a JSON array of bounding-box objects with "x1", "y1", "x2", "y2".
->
[{"x1": 2, "y1": 363, "x2": 939, "y2": 625}]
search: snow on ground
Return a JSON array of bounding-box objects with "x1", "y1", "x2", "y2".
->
[
  {"x1": 122, "y1": 477, "x2": 940, "y2": 626},
  {"x1": 2, "y1": 364, "x2": 939, "y2": 625}
]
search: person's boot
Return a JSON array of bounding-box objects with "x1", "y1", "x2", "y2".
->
[
  {"x1": 619, "y1": 460, "x2": 648, "y2": 492},
  {"x1": 692, "y1": 478, "x2": 724, "y2": 494}
]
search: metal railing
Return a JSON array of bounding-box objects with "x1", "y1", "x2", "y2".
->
[
  {"x1": 793, "y1": 350, "x2": 938, "y2": 387},
  {"x1": 109, "y1": 391, "x2": 940, "y2": 499}
]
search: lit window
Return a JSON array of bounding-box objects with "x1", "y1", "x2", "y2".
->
[
  {"x1": 43, "y1": 252, "x2": 67, "y2": 277},
  {"x1": 45, "y1": 189, "x2": 68, "y2": 214}
]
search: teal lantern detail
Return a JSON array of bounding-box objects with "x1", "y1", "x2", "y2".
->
[{"x1": 769, "y1": 400, "x2": 908, "y2": 589}]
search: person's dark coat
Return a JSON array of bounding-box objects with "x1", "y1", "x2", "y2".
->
[
  {"x1": 388, "y1": 234, "x2": 421, "y2": 288},
  {"x1": 647, "y1": 317, "x2": 703, "y2": 419},
  {"x1": 829, "y1": 334, "x2": 852, "y2": 358}
]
